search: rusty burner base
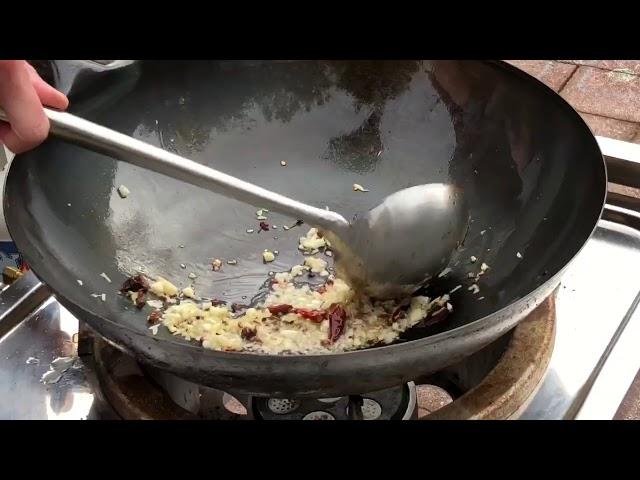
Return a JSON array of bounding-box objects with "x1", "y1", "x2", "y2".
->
[{"x1": 81, "y1": 296, "x2": 556, "y2": 420}]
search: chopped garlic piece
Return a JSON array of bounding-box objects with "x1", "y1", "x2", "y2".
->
[
  {"x1": 150, "y1": 277, "x2": 179, "y2": 297},
  {"x1": 182, "y1": 286, "x2": 197, "y2": 299},
  {"x1": 146, "y1": 299, "x2": 164, "y2": 309},
  {"x1": 304, "y1": 256, "x2": 328, "y2": 273},
  {"x1": 516, "y1": 252, "x2": 523, "y2": 259},
  {"x1": 468, "y1": 284, "x2": 480, "y2": 294},
  {"x1": 352, "y1": 183, "x2": 369, "y2": 192},
  {"x1": 298, "y1": 228, "x2": 329, "y2": 254},
  {"x1": 263, "y1": 250, "x2": 276, "y2": 263},
  {"x1": 470, "y1": 256, "x2": 477, "y2": 263},
  {"x1": 117, "y1": 185, "x2": 130, "y2": 198},
  {"x1": 100, "y1": 272, "x2": 112, "y2": 283},
  {"x1": 291, "y1": 264, "x2": 307, "y2": 277},
  {"x1": 77, "y1": 279, "x2": 83, "y2": 286}
]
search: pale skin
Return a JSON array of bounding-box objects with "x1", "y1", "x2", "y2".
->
[{"x1": 0, "y1": 60, "x2": 69, "y2": 154}]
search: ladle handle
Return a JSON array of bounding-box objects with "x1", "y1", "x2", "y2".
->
[{"x1": 0, "y1": 108, "x2": 350, "y2": 231}]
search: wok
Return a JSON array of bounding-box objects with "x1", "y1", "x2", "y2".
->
[{"x1": 3, "y1": 60, "x2": 606, "y2": 397}]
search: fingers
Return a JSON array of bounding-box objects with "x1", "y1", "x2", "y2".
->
[
  {"x1": 25, "y1": 62, "x2": 69, "y2": 110},
  {"x1": 0, "y1": 61, "x2": 50, "y2": 154}
]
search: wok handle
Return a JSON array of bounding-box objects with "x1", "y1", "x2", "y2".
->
[{"x1": 0, "y1": 108, "x2": 350, "y2": 232}]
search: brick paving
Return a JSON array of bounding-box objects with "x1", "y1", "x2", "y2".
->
[{"x1": 506, "y1": 60, "x2": 640, "y2": 143}]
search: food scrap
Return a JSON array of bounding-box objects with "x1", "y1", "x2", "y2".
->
[
  {"x1": 182, "y1": 286, "x2": 197, "y2": 299},
  {"x1": 280, "y1": 160, "x2": 287, "y2": 166},
  {"x1": 256, "y1": 208, "x2": 269, "y2": 221},
  {"x1": 516, "y1": 252, "x2": 523, "y2": 259},
  {"x1": 283, "y1": 219, "x2": 304, "y2": 231},
  {"x1": 298, "y1": 228, "x2": 330, "y2": 255},
  {"x1": 212, "y1": 259, "x2": 223, "y2": 271},
  {"x1": 148, "y1": 310, "x2": 162, "y2": 325},
  {"x1": 146, "y1": 299, "x2": 164, "y2": 310},
  {"x1": 149, "y1": 277, "x2": 178, "y2": 298},
  {"x1": 158, "y1": 269, "x2": 450, "y2": 354},
  {"x1": 120, "y1": 227, "x2": 454, "y2": 355},
  {"x1": 258, "y1": 221, "x2": 270, "y2": 232},
  {"x1": 100, "y1": 272, "x2": 112, "y2": 283},
  {"x1": 304, "y1": 256, "x2": 329, "y2": 276},
  {"x1": 352, "y1": 183, "x2": 369, "y2": 192},
  {"x1": 117, "y1": 185, "x2": 130, "y2": 199},
  {"x1": 263, "y1": 250, "x2": 276, "y2": 263},
  {"x1": 468, "y1": 284, "x2": 480, "y2": 295}
]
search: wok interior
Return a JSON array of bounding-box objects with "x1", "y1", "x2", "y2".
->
[{"x1": 6, "y1": 60, "x2": 604, "y2": 350}]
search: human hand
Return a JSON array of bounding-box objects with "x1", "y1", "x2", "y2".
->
[{"x1": 0, "y1": 60, "x2": 69, "y2": 154}]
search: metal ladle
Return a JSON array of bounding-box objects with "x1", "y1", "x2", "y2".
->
[{"x1": 0, "y1": 108, "x2": 468, "y2": 297}]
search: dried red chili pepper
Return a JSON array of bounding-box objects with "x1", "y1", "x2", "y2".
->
[
  {"x1": 121, "y1": 274, "x2": 149, "y2": 294},
  {"x1": 147, "y1": 310, "x2": 162, "y2": 325},
  {"x1": 328, "y1": 305, "x2": 347, "y2": 343},
  {"x1": 268, "y1": 304, "x2": 293, "y2": 315},
  {"x1": 135, "y1": 289, "x2": 147, "y2": 309},
  {"x1": 293, "y1": 308, "x2": 327, "y2": 323}
]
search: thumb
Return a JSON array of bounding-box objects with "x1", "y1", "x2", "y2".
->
[{"x1": 25, "y1": 63, "x2": 69, "y2": 110}]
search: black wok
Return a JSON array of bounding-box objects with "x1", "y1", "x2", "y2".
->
[{"x1": 4, "y1": 60, "x2": 606, "y2": 397}]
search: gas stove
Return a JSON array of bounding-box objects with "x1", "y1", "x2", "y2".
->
[{"x1": 1, "y1": 136, "x2": 639, "y2": 420}]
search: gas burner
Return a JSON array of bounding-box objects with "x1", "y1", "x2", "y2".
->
[
  {"x1": 253, "y1": 388, "x2": 415, "y2": 420},
  {"x1": 82, "y1": 331, "x2": 418, "y2": 420}
]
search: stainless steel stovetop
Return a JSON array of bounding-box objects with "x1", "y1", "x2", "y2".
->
[{"x1": 1, "y1": 136, "x2": 640, "y2": 420}]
